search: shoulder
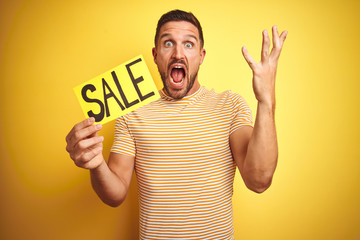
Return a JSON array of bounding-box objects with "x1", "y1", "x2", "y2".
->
[{"x1": 204, "y1": 88, "x2": 247, "y2": 106}]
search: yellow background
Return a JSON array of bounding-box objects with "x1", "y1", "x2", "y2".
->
[{"x1": 1, "y1": 0, "x2": 359, "y2": 239}]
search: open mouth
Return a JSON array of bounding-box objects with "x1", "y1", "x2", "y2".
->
[{"x1": 169, "y1": 64, "x2": 186, "y2": 87}]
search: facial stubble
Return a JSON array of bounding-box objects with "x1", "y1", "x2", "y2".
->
[{"x1": 159, "y1": 64, "x2": 199, "y2": 100}]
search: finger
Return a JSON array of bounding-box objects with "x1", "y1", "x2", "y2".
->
[
  {"x1": 261, "y1": 29, "x2": 270, "y2": 62},
  {"x1": 81, "y1": 147, "x2": 104, "y2": 169},
  {"x1": 279, "y1": 30, "x2": 288, "y2": 46},
  {"x1": 66, "y1": 117, "x2": 95, "y2": 143},
  {"x1": 74, "y1": 146, "x2": 103, "y2": 168},
  {"x1": 272, "y1": 25, "x2": 280, "y2": 48},
  {"x1": 72, "y1": 139, "x2": 103, "y2": 164},
  {"x1": 270, "y1": 25, "x2": 282, "y2": 59},
  {"x1": 242, "y1": 46, "x2": 257, "y2": 70},
  {"x1": 89, "y1": 131, "x2": 98, "y2": 139},
  {"x1": 75, "y1": 136, "x2": 104, "y2": 153},
  {"x1": 68, "y1": 123, "x2": 102, "y2": 151}
]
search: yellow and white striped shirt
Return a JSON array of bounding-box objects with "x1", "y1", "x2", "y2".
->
[{"x1": 111, "y1": 86, "x2": 253, "y2": 240}]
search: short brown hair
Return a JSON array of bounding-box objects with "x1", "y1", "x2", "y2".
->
[{"x1": 154, "y1": 9, "x2": 204, "y2": 48}]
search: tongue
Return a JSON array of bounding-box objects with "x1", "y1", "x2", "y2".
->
[{"x1": 171, "y1": 68, "x2": 184, "y2": 83}]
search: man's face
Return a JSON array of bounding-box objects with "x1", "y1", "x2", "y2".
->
[{"x1": 152, "y1": 21, "x2": 206, "y2": 99}]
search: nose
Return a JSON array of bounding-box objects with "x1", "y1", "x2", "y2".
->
[{"x1": 172, "y1": 44, "x2": 185, "y2": 60}]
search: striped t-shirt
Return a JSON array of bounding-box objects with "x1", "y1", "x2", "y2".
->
[{"x1": 111, "y1": 86, "x2": 253, "y2": 240}]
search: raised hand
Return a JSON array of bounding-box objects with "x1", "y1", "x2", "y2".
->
[
  {"x1": 242, "y1": 26, "x2": 288, "y2": 106},
  {"x1": 65, "y1": 117, "x2": 105, "y2": 169}
]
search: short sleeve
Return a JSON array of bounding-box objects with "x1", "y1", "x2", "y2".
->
[
  {"x1": 229, "y1": 92, "x2": 254, "y2": 134},
  {"x1": 110, "y1": 116, "x2": 136, "y2": 157}
]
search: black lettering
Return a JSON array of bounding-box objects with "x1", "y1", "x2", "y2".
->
[
  {"x1": 126, "y1": 58, "x2": 155, "y2": 101},
  {"x1": 81, "y1": 84, "x2": 105, "y2": 122},
  {"x1": 111, "y1": 71, "x2": 139, "y2": 108},
  {"x1": 102, "y1": 78, "x2": 125, "y2": 117}
]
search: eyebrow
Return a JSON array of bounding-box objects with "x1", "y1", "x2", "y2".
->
[{"x1": 160, "y1": 33, "x2": 198, "y2": 42}]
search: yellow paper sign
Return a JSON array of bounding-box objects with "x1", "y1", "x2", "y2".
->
[{"x1": 74, "y1": 55, "x2": 160, "y2": 125}]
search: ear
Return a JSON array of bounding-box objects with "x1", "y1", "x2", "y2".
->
[
  {"x1": 199, "y1": 48, "x2": 206, "y2": 65},
  {"x1": 152, "y1": 47, "x2": 157, "y2": 64}
]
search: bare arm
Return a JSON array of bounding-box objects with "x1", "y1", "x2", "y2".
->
[
  {"x1": 230, "y1": 106, "x2": 277, "y2": 193},
  {"x1": 90, "y1": 152, "x2": 134, "y2": 207},
  {"x1": 230, "y1": 26, "x2": 287, "y2": 193},
  {"x1": 66, "y1": 117, "x2": 135, "y2": 207}
]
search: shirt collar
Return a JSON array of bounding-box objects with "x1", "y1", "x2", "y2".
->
[{"x1": 159, "y1": 85, "x2": 206, "y2": 102}]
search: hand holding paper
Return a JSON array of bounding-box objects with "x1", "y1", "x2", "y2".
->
[
  {"x1": 68, "y1": 55, "x2": 160, "y2": 169},
  {"x1": 65, "y1": 117, "x2": 105, "y2": 170}
]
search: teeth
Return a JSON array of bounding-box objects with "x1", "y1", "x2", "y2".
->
[{"x1": 174, "y1": 66, "x2": 182, "y2": 69}]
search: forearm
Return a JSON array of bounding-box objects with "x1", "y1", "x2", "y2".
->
[
  {"x1": 243, "y1": 101, "x2": 278, "y2": 192},
  {"x1": 90, "y1": 160, "x2": 128, "y2": 207}
]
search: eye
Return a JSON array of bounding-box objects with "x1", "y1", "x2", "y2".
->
[
  {"x1": 165, "y1": 41, "x2": 173, "y2": 47},
  {"x1": 185, "y1": 42, "x2": 193, "y2": 48}
]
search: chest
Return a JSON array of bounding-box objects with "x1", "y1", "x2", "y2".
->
[
  {"x1": 127, "y1": 99, "x2": 234, "y2": 145},
  {"x1": 127, "y1": 99, "x2": 236, "y2": 189}
]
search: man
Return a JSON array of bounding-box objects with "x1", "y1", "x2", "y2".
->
[{"x1": 66, "y1": 9, "x2": 287, "y2": 240}]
